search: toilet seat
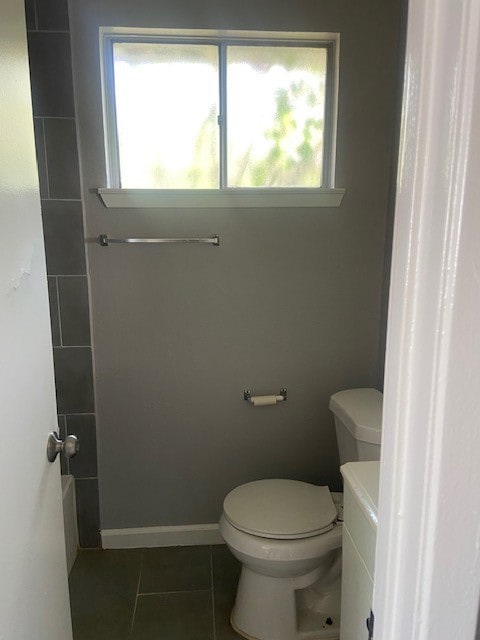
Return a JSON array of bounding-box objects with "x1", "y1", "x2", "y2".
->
[{"x1": 223, "y1": 479, "x2": 337, "y2": 540}]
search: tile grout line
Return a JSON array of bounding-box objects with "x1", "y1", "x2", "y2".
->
[
  {"x1": 130, "y1": 560, "x2": 143, "y2": 632},
  {"x1": 61, "y1": 412, "x2": 95, "y2": 416},
  {"x1": 37, "y1": 116, "x2": 77, "y2": 121},
  {"x1": 137, "y1": 588, "x2": 213, "y2": 597},
  {"x1": 52, "y1": 344, "x2": 92, "y2": 349},
  {"x1": 33, "y1": 0, "x2": 38, "y2": 35},
  {"x1": 55, "y1": 276, "x2": 63, "y2": 346},
  {"x1": 41, "y1": 117, "x2": 51, "y2": 199},
  {"x1": 27, "y1": 29, "x2": 71, "y2": 34},
  {"x1": 41, "y1": 197, "x2": 82, "y2": 201},
  {"x1": 210, "y1": 546, "x2": 217, "y2": 640}
]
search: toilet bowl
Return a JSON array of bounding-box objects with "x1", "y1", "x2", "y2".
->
[
  {"x1": 220, "y1": 479, "x2": 343, "y2": 640},
  {"x1": 220, "y1": 388, "x2": 383, "y2": 640}
]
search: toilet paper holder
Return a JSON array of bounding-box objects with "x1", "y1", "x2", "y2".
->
[{"x1": 244, "y1": 388, "x2": 287, "y2": 402}]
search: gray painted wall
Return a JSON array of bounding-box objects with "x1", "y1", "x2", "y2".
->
[{"x1": 70, "y1": 0, "x2": 403, "y2": 529}]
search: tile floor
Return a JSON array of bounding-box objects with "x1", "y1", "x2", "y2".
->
[{"x1": 69, "y1": 545, "x2": 242, "y2": 640}]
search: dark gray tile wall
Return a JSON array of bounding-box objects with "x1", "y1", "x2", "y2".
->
[
  {"x1": 58, "y1": 277, "x2": 91, "y2": 345},
  {"x1": 53, "y1": 348, "x2": 95, "y2": 413},
  {"x1": 27, "y1": 32, "x2": 74, "y2": 117},
  {"x1": 33, "y1": 118, "x2": 49, "y2": 197},
  {"x1": 47, "y1": 277, "x2": 61, "y2": 346},
  {"x1": 42, "y1": 201, "x2": 87, "y2": 275},
  {"x1": 75, "y1": 479, "x2": 101, "y2": 549},
  {"x1": 36, "y1": 0, "x2": 69, "y2": 31},
  {"x1": 24, "y1": 0, "x2": 37, "y2": 30},
  {"x1": 57, "y1": 414, "x2": 68, "y2": 476},
  {"x1": 44, "y1": 118, "x2": 81, "y2": 198},
  {"x1": 67, "y1": 414, "x2": 98, "y2": 478},
  {"x1": 26, "y1": 0, "x2": 100, "y2": 548}
]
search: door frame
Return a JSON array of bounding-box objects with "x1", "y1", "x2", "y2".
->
[{"x1": 374, "y1": 0, "x2": 480, "y2": 638}]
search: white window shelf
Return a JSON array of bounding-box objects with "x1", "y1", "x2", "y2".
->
[{"x1": 97, "y1": 188, "x2": 345, "y2": 209}]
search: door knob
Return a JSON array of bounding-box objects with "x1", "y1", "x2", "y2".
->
[{"x1": 46, "y1": 431, "x2": 79, "y2": 463}]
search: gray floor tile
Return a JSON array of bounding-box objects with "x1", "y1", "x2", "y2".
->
[
  {"x1": 132, "y1": 591, "x2": 213, "y2": 640},
  {"x1": 139, "y1": 546, "x2": 211, "y2": 594},
  {"x1": 212, "y1": 545, "x2": 242, "y2": 640},
  {"x1": 69, "y1": 549, "x2": 142, "y2": 640},
  {"x1": 68, "y1": 544, "x2": 244, "y2": 639}
]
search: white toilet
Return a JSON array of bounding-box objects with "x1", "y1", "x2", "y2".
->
[{"x1": 219, "y1": 388, "x2": 383, "y2": 640}]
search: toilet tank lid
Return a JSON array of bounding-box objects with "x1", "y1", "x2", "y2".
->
[{"x1": 329, "y1": 388, "x2": 383, "y2": 445}]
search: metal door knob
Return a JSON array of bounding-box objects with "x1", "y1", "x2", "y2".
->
[{"x1": 46, "y1": 431, "x2": 79, "y2": 463}]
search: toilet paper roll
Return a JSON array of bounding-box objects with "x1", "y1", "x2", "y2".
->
[{"x1": 250, "y1": 395, "x2": 284, "y2": 407}]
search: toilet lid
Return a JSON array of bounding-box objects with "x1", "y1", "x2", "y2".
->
[{"x1": 223, "y1": 479, "x2": 337, "y2": 539}]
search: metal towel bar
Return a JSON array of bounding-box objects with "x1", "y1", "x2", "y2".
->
[{"x1": 99, "y1": 234, "x2": 219, "y2": 247}]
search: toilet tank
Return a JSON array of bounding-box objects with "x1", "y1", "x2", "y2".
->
[{"x1": 329, "y1": 388, "x2": 383, "y2": 464}]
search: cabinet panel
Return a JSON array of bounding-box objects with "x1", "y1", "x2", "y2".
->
[
  {"x1": 343, "y1": 487, "x2": 377, "y2": 577},
  {"x1": 340, "y1": 526, "x2": 373, "y2": 640}
]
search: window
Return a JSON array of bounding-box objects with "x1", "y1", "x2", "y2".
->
[{"x1": 99, "y1": 29, "x2": 343, "y2": 208}]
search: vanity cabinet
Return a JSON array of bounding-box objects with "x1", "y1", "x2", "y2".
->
[{"x1": 340, "y1": 461, "x2": 380, "y2": 640}]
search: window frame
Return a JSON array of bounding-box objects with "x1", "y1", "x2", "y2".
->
[{"x1": 99, "y1": 28, "x2": 344, "y2": 208}]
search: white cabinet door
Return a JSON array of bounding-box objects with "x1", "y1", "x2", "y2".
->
[
  {"x1": 0, "y1": 0, "x2": 73, "y2": 638},
  {"x1": 340, "y1": 527, "x2": 373, "y2": 640}
]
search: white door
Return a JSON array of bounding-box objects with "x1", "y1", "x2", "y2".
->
[
  {"x1": 0, "y1": 0, "x2": 73, "y2": 638},
  {"x1": 373, "y1": 0, "x2": 480, "y2": 638}
]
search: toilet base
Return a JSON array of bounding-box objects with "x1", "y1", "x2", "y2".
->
[
  {"x1": 231, "y1": 565, "x2": 340, "y2": 640},
  {"x1": 231, "y1": 613, "x2": 340, "y2": 640}
]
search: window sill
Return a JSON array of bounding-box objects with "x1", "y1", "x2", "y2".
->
[{"x1": 97, "y1": 188, "x2": 345, "y2": 209}]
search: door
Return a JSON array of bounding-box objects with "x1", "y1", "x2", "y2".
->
[
  {"x1": 373, "y1": 0, "x2": 480, "y2": 638},
  {"x1": 0, "y1": 0, "x2": 73, "y2": 638}
]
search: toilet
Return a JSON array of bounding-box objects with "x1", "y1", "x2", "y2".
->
[{"x1": 219, "y1": 388, "x2": 383, "y2": 640}]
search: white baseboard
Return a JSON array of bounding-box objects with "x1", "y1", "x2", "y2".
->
[{"x1": 101, "y1": 523, "x2": 224, "y2": 549}]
